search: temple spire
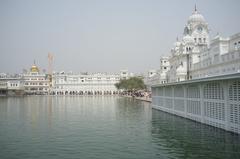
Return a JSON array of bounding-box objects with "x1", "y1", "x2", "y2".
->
[{"x1": 194, "y1": 4, "x2": 197, "y2": 12}]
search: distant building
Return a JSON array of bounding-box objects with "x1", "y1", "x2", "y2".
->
[
  {"x1": 22, "y1": 63, "x2": 50, "y2": 95},
  {"x1": 145, "y1": 57, "x2": 170, "y2": 88},
  {"x1": 1, "y1": 67, "x2": 133, "y2": 96},
  {"x1": 52, "y1": 70, "x2": 130, "y2": 95},
  {"x1": 0, "y1": 73, "x2": 24, "y2": 96},
  {"x1": 120, "y1": 69, "x2": 129, "y2": 80}
]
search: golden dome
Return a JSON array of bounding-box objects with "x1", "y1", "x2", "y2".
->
[{"x1": 30, "y1": 64, "x2": 39, "y2": 72}]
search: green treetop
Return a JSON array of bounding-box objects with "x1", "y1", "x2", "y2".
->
[{"x1": 115, "y1": 77, "x2": 146, "y2": 91}]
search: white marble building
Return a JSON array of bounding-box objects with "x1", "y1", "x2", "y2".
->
[
  {"x1": 191, "y1": 33, "x2": 240, "y2": 78},
  {"x1": 145, "y1": 57, "x2": 169, "y2": 87},
  {"x1": 0, "y1": 73, "x2": 25, "y2": 95},
  {"x1": 52, "y1": 70, "x2": 129, "y2": 95},
  {"x1": 167, "y1": 6, "x2": 210, "y2": 82},
  {"x1": 148, "y1": 6, "x2": 240, "y2": 85},
  {"x1": 22, "y1": 63, "x2": 50, "y2": 95},
  {"x1": 1, "y1": 66, "x2": 131, "y2": 95}
]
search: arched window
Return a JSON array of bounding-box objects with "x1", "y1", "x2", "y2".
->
[{"x1": 199, "y1": 38, "x2": 202, "y2": 43}]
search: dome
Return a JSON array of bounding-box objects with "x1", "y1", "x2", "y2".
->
[
  {"x1": 30, "y1": 64, "x2": 39, "y2": 72},
  {"x1": 174, "y1": 41, "x2": 181, "y2": 47},
  {"x1": 183, "y1": 35, "x2": 194, "y2": 44},
  {"x1": 213, "y1": 33, "x2": 220, "y2": 40},
  {"x1": 188, "y1": 10, "x2": 205, "y2": 24},
  {"x1": 176, "y1": 65, "x2": 186, "y2": 75}
]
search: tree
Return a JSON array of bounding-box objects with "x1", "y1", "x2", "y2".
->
[{"x1": 115, "y1": 77, "x2": 146, "y2": 91}]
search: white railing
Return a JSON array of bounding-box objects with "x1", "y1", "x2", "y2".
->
[{"x1": 152, "y1": 77, "x2": 240, "y2": 134}]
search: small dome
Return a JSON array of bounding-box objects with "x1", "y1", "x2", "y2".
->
[
  {"x1": 213, "y1": 33, "x2": 220, "y2": 40},
  {"x1": 183, "y1": 35, "x2": 194, "y2": 44},
  {"x1": 188, "y1": 10, "x2": 205, "y2": 24},
  {"x1": 174, "y1": 41, "x2": 181, "y2": 47},
  {"x1": 30, "y1": 64, "x2": 39, "y2": 73},
  {"x1": 176, "y1": 65, "x2": 186, "y2": 75}
]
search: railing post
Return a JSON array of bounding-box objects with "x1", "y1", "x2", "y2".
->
[
  {"x1": 184, "y1": 85, "x2": 187, "y2": 118},
  {"x1": 172, "y1": 86, "x2": 175, "y2": 113},
  {"x1": 223, "y1": 80, "x2": 230, "y2": 131},
  {"x1": 199, "y1": 83, "x2": 204, "y2": 123},
  {"x1": 163, "y1": 86, "x2": 166, "y2": 108}
]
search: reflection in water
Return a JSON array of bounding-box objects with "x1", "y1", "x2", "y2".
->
[
  {"x1": 0, "y1": 96, "x2": 240, "y2": 159},
  {"x1": 48, "y1": 97, "x2": 52, "y2": 128},
  {"x1": 151, "y1": 109, "x2": 240, "y2": 158}
]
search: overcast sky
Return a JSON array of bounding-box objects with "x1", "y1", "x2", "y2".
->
[{"x1": 1, "y1": 0, "x2": 240, "y2": 74}]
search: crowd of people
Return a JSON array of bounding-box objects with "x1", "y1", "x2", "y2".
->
[{"x1": 120, "y1": 90, "x2": 151, "y2": 98}]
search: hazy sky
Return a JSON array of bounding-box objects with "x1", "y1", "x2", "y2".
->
[{"x1": 1, "y1": 0, "x2": 240, "y2": 74}]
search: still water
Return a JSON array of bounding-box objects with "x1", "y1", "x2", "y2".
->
[{"x1": 0, "y1": 96, "x2": 240, "y2": 159}]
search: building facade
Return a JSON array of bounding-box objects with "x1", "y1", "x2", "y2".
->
[
  {"x1": 0, "y1": 73, "x2": 25, "y2": 96},
  {"x1": 191, "y1": 33, "x2": 240, "y2": 79},
  {"x1": 1, "y1": 63, "x2": 131, "y2": 95},
  {"x1": 147, "y1": 7, "x2": 240, "y2": 86},
  {"x1": 145, "y1": 57, "x2": 170, "y2": 88},
  {"x1": 151, "y1": 7, "x2": 240, "y2": 134},
  {"x1": 167, "y1": 6, "x2": 210, "y2": 82},
  {"x1": 22, "y1": 63, "x2": 50, "y2": 95},
  {"x1": 1, "y1": 68, "x2": 130, "y2": 95},
  {"x1": 52, "y1": 70, "x2": 129, "y2": 95}
]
